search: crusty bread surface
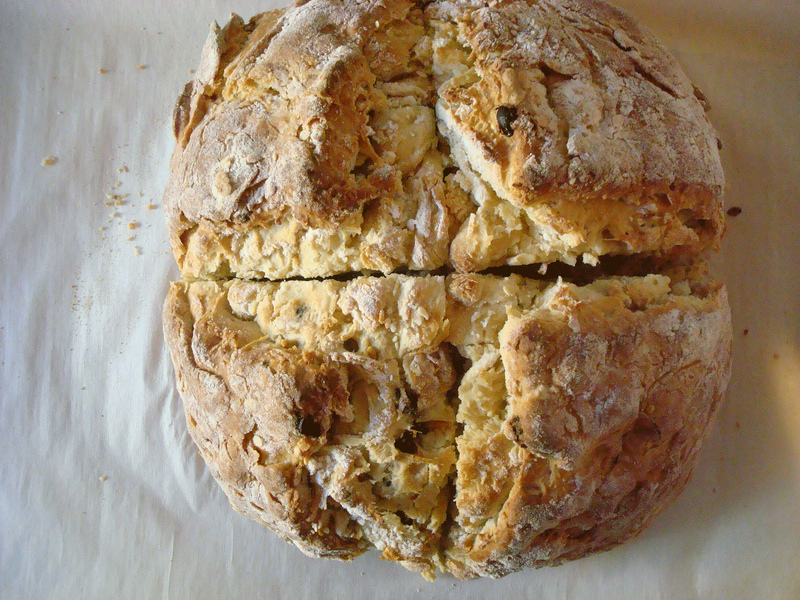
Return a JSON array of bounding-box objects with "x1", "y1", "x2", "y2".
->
[
  {"x1": 164, "y1": 0, "x2": 724, "y2": 281},
  {"x1": 162, "y1": 0, "x2": 731, "y2": 580}
]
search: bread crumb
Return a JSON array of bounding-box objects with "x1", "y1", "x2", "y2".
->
[
  {"x1": 146, "y1": 204, "x2": 158, "y2": 210},
  {"x1": 114, "y1": 181, "x2": 122, "y2": 188},
  {"x1": 99, "y1": 226, "x2": 106, "y2": 231},
  {"x1": 138, "y1": 191, "x2": 144, "y2": 198},
  {"x1": 41, "y1": 156, "x2": 58, "y2": 166},
  {"x1": 128, "y1": 221, "x2": 139, "y2": 230},
  {"x1": 117, "y1": 164, "x2": 129, "y2": 173},
  {"x1": 188, "y1": 69, "x2": 196, "y2": 74},
  {"x1": 99, "y1": 476, "x2": 108, "y2": 482},
  {"x1": 99, "y1": 68, "x2": 108, "y2": 74},
  {"x1": 743, "y1": 328, "x2": 749, "y2": 336},
  {"x1": 137, "y1": 64, "x2": 147, "y2": 70},
  {"x1": 127, "y1": 236, "x2": 136, "y2": 242},
  {"x1": 134, "y1": 246, "x2": 142, "y2": 256},
  {"x1": 726, "y1": 206, "x2": 742, "y2": 217}
]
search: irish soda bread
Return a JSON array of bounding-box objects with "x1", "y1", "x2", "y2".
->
[{"x1": 162, "y1": 0, "x2": 731, "y2": 580}]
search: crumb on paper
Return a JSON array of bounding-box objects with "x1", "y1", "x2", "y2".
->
[
  {"x1": 99, "y1": 476, "x2": 108, "y2": 482},
  {"x1": 188, "y1": 69, "x2": 196, "y2": 74},
  {"x1": 726, "y1": 206, "x2": 742, "y2": 217},
  {"x1": 137, "y1": 64, "x2": 147, "y2": 70},
  {"x1": 99, "y1": 68, "x2": 109, "y2": 74},
  {"x1": 146, "y1": 204, "x2": 158, "y2": 210},
  {"x1": 134, "y1": 246, "x2": 142, "y2": 256},
  {"x1": 41, "y1": 156, "x2": 58, "y2": 166},
  {"x1": 105, "y1": 193, "x2": 128, "y2": 202},
  {"x1": 128, "y1": 221, "x2": 139, "y2": 230},
  {"x1": 138, "y1": 191, "x2": 144, "y2": 197},
  {"x1": 127, "y1": 236, "x2": 136, "y2": 242},
  {"x1": 117, "y1": 164, "x2": 129, "y2": 173},
  {"x1": 99, "y1": 226, "x2": 106, "y2": 231},
  {"x1": 114, "y1": 181, "x2": 122, "y2": 188}
]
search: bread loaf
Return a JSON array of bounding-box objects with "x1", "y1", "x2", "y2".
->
[{"x1": 162, "y1": 0, "x2": 731, "y2": 579}]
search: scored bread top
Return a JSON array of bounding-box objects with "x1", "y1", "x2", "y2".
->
[
  {"x1": 164, "y1": 0, "x2": 724, "y2": 280},
  {"x1": 162, "y1": 0, "x2": 732, "y2": 580}
]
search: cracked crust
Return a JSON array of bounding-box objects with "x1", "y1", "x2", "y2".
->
[
  {"x1": 428, "y1": 0, "x2": 724, "y2": 271},
  {"x1": 162, "y1": 0, "x2": 732, "y2": 581},
  {"x1": 163, "y1": 0, "x2": 724, "y2": 280},
  {"x1": 444, "y1": 273, "x2": 731, "y2": 577},
  {"x1": 163, "y1": 272, "x2": 731, "y2": 579}
]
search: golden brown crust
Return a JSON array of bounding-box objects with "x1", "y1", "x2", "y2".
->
[
  {"x1": 164, "y1": 1, "x2": 473, "y2": 280},
  {"x1": 163, "y1": 281, "x2": 371, "y2": 559},
  {"x1": 164, "y1": 276, "x2": 460, "y2": 578},
  {"x1": 163, "y1": 273, "x2": 732, "y2": 579},
  {"x1": 161, "y1": 0, "x2": 732, "y2": 581},
  {"x1": 429, "y1": 0, "x2": 724, "y2": 270},
  {"x1": 163, "y1": 0, "x2": 724, "y2": 280},
  {"x1": 445, "y1": 277, "x2": 732, "y2": 578}
]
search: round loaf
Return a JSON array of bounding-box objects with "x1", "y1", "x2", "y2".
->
[{"x1": 162, "y1": 0, "x2": 731, "y2": 580}]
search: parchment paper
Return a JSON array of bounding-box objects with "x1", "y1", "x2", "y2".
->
[{"x1": 1, "y1": 1, "x2": 798, "y2": 598}]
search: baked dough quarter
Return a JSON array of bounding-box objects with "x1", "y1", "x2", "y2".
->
[{"x1": 161, "y1": 0, "x2": 732, "y2": 580}]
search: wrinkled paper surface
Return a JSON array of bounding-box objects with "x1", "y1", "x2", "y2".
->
[{"x1": 1, "y1": 1, "x2": 799, "y2": 598}]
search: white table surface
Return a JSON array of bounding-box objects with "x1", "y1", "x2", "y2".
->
[{"x1": 1, "y1": 1, "x2": 799, "y2": 598}]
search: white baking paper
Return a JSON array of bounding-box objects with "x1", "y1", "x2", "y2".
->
[{"x1": 1, "y1": 1, "x2": 799, "y2": 598}]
